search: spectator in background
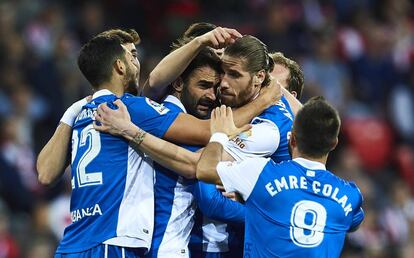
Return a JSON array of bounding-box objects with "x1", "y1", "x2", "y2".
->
[{"x1": 302, "y1": 30, "x2": 350, "y2": 112}]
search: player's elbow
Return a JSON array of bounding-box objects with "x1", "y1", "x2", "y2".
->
[
  {"x1": 37, "y1": 169, "x2": 54, "y2": 186},
  {"x1": 36, "y1": 160, "x2": 55, "y2": 185}
]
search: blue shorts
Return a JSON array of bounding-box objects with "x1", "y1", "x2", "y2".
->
[{"x1": 55, "y1": 244, "x2": 147, "y2": 258}]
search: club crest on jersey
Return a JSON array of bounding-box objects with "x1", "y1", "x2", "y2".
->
[{"x1": 146, "y1": 98, "x2": 169, "y2": 115}]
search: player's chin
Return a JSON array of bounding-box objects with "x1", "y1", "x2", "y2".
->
[{"x1": 220, "y1": 95, "x2": 234, "y2": 106}]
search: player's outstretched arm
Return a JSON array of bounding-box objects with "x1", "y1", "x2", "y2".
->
[
  {"x1": 196, "y1": 106, "x2": 251, "y2": 184},
  {"x1": 143, "y1": 27, "x2": 242, "y2": 100},
  {"x1": 94, "y1": 100, "x2": 201, "y2": 179},
  {"x1": 37, "y1": 97, "x2": 88, "y2": 185},
  {"x1": 164, "y1": 82, "x2": 280, "y2": 145}
]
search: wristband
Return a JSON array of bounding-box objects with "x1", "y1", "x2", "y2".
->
[
  {"x1": 209, "y1": 132, "x2": 229, "y2": 146},
  {"x1": 132, "y1": 128, "x2": 147, "y2": 146},
  {"x1": 60, "y1": 98, "x2": 88, "y2": 126}
]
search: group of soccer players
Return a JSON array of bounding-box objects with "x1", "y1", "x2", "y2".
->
[{"x1": 36, "y1": 22, "x2": 364, "y2": 258}]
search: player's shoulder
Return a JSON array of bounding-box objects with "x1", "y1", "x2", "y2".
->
[
  {"x1": 254, "y1": 98, "x2": 294, "y2": 124},
  {"x1": 326, "y1": 171, "x2": 363, "y2": 198},
  {"x1": 122, "y1": 94, "x2": 170, "y2": 114}
]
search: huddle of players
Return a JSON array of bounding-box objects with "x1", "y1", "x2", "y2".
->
[{"x1": 37, "y1": 22, "x2": 364, "y2": 258}]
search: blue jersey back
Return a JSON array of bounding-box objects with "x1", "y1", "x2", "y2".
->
[
  {"x1": 57, "y1": 91, "x2": 179, "y2": 253},
  {"x1": 244, "y1": 159, "x2": 364, "y2": 258},
  {"x1": 252, "y1": 96, "x2": 294, "y2": 163}
]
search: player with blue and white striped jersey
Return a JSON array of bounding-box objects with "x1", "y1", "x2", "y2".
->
[
  {"x1": 93, "y1": 33, "x2": 303, "y2": 258},
  {"x1": 43, "y1": 29, "x2": 201, "y2": 258},
  {"x1": 197, "y1": 98, "x2": 365, "y2": 258},
  {"x1": 145, "y1": 46, "x2": 246, "y2": 258},
  {"x1": 37, "y1": 28, "x2": 274, "y2": 258}
]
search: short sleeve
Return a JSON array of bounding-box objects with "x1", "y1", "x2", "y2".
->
[
  {"x1": 216, "y1": 157, "x2": 270, "y2": 201},
  {"x1": 349, "y1": 207, "x2": 364, "y2": 231},
  {"x1": 126, "y1": 97, "x2": 180, "y2": 138},
  {"x1": 223, "y1": 122, "x2": 280, "y2": 162},
  {"x1": 349, "y1": 182, "x2": 365, "y2": 231}
]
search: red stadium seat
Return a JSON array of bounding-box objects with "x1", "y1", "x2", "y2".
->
[{"x1": 343, "y1": 117, "x2": 394, "y2": 172}]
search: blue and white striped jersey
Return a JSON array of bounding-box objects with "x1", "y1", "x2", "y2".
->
[
  {"x1": 56, "y1": 90, "x2": 179, "y2": 254},
  {"x1": 146, "y1": 95, "x2": 197, "y2": 258}
]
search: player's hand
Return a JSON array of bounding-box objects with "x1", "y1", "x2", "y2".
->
[
  {"x1": 197, "y1": 27, "x2": 242, "y2": 49},
  {"x1": 93, "y1": 99, "x2": 133, "y2": 137},
  {"x1": 258, "y1": 78, "x2": 282, "y2": 107},
  {"x1": 211, "y1": 105, "x2": 251, "y2": 139}
]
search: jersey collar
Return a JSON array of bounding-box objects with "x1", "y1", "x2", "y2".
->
[
  {"x1": 92, "y1": 89, "x2": 115, "y2": 99},
  {"x1": 293, "y1": 158, "x2": 326, "y2": 171},
  {"x1": 164, "y1": 95, "x2": 187, "y2": 113}
]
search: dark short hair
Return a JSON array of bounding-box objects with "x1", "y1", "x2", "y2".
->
[
  {"x1": 180, "y1": 47, "x2": 222, "y2": 85},
  {"x1": 183, "y1": 22, "x2": 217, "y2": 38},
  {"x1": 171, "y1": 22, "x2": 217, "y2": 51},
  {"x1": 293, "y1": 96, "x2": 340, "y2": 158},
  {"x1": 77, "y1": 29, "x2": 140, "y2": 88},
  {"x1": 224, "y1": 35, "x2": 274, "y2": 87},
  {"x1": 270, "y1": 52, "x2": 304, "y2": 99}
]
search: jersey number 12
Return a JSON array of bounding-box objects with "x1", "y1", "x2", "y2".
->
[{"x1": 71, "y1": 124, "x2": 103, "y2": 188}]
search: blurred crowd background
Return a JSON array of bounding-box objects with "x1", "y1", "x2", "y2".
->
[{"x1": 0, "y1": 0, "x2": 414, "y2": 257}]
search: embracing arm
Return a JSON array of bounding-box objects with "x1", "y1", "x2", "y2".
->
[
  {"x1": 37, "y1": 123, "x2": 71, "y2": 185},
  {"x1": 143, "y1": 38, "x2": 205, "y2": 100},
  {"x1": 94, "y1": 102, "x2": 249, "y2": 179},
  {"x1": 164, "y1": 81, "x2": 281, "y2": 145},
  {"x1": 36, "y1": 97, "x2": 88, "y2": 185},
  {"x1": 129, "y1": 125, "x2": 200, "y2": 179},
  {"x1": 281, "y1": 85, "x2": 302, "y2": 115},
  {"x1": 143, "y1": 27, "x2": 242, "y2": 100}
]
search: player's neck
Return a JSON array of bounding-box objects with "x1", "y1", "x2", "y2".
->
[
  {"x1": 96, "y1": 81, "x2": 124, "y2": 97},
  {"x1": 292, "y1": 150, "x2": 328, "y2": 166}
]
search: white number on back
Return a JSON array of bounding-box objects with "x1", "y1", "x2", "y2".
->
[
  {"x1": 290, "y1": 200, "x2": 327, "y2": 248},
  {"x1": 71, "y1": 124, "x2": 103, "y2": 188}
]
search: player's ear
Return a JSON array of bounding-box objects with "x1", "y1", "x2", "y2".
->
[
  {"x1": 254, "y1": 70, "x2": 265, "y2": 86},
  {"x1": 291, "y1": 91, "x2": 297, "y2": 98},
  {"x1": 114, "y1": 59, "x2": 126, "y2": 75},
  {"x1": 172, "y1": 77, "x2": 184, "y2": 93},
  {"x1": 289, "y1": 132, "x2": 297, "y2": 148}
]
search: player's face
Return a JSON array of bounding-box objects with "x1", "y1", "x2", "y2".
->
[
  {"x1": 219, "y1": 55, "x2": 257, "y2": 108},
  {"x1": 122, "y1": 43, "x2": 140, "y2": 95},
  {"x1": 182, "y1": 66, "x2": 220, "y2": 119},
  {"x1": 271, "y1": 63, "x2": 290, "y2": 89}
]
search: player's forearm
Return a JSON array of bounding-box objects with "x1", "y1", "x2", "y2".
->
[
  {"x1": 196, "y1": 142, "x2": 223, "y2": 184},
  {"x1": 281, "y1": 87, "x2": 302, "y2": 115},
  {"x1": 36, "y1": 123, "x2": 71, "y2": 185},
  {"x1": 144, "y1": 37, "x2": 205, "y2": 100},
  {"x1": 125, "y1": 124, "x2": 200, "y2": 179},
  {"x1": 163, "y1": 113, "x2": 211, "y2": 145}
]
